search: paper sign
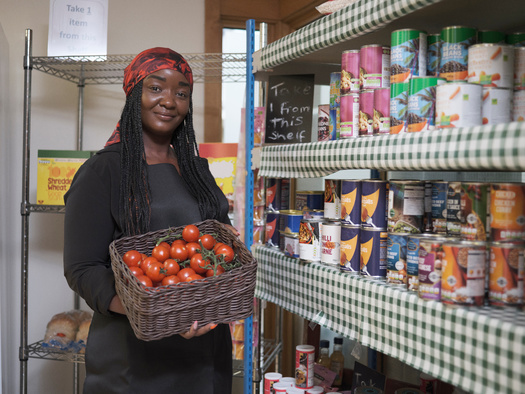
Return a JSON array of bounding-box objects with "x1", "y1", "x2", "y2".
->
[{"x1": 47, "y1": 0, "x2": 108, "y2": 56}]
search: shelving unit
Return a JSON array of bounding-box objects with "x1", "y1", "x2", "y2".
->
[
  {"x1": 245, "y1": 0, "x2": 525, "y2": 393},
  {"x1": 20, "y1": 29, "x2": 253, "y2": 394}
]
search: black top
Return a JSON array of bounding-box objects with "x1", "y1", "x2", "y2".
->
[{"x1": 63, "y1": 143, "x2": 232, "y2": 394}]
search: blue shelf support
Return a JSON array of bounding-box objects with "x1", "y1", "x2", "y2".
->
[{"x1": 243, "y1": 18, "x2": 256, "y2": 394}]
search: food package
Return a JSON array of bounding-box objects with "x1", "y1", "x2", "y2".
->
[{"x1": 42, "y1": 309, "x2": 93, "y2": 352}]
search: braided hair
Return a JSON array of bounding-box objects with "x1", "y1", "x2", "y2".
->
[{"x1": 118, "y1": 80, "x2": 223, "y2": 236}]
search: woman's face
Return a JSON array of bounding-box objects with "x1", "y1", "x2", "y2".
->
[{"x1": 141, "y1": 68, "x2": 191, "y2": 142}]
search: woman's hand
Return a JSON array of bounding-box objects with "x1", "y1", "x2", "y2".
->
[
  {"x1": 224, "y1": 224, "x2": 240, "y2": 236},
  {"x1": 180, "y1": 321, "x2": 217, "y2": 339},
  {"x1": 109, "y1": 294, "x2": 126, "y2": 315}
]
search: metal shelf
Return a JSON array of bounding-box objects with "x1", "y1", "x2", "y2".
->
[
  {"x1": 32, "y1": 53, "x2": 247, "y2": 85},
  {"x1": 28, "y1": 340, "x2": 85, "y2": 364}
]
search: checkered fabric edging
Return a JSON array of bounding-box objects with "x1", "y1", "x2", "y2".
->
[
  {"x1": 259, "y1": 0, "x2": 441, "y2": 70},
  {"x1": 259, "y1": 122, "x2": 525, "y2": 178},
  {"x1": 254, "y1": 245, "x2": 525, "y2": 394}
]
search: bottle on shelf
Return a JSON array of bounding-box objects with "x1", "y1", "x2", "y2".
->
[
  {"x1": 329, "y1": 337, "x2": 345, "y2": 387},
  {"x1": 317, "y1": 339, "x2": 331, "y2": 368}
]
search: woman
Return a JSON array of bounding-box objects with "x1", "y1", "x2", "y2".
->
[{"x1": 63, "y1": 47, "x2": 233, "y2": 393}]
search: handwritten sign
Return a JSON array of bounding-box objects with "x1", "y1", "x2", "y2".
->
[
  {"x1": 48, "y1": 0, "x2": 108, "y2": 56},
  {"x1": 264, "y1": 74, "x2": 314, "y2": 144},
  {"x1": 351, "y1": 361, "x2": 386, "y2": 392}
]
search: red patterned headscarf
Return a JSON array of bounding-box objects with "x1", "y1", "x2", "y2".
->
[{"x1": 105, "y1": 47, "x2": 193, "y2": 146}]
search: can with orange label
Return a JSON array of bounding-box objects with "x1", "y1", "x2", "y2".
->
[
  {"x1": 360, "y1": 228, "x2": 388, "y2": 278},
  {"x1": 361, "y1": 180, "x2": 388, "y2": 228},
  {"x1": 490, "y1": 183, "x2": 525, "y2": 241},
  {"x1": 489, "y1": 241, "x2": 525, "y2": 306},
  {"x1": 340, "y1": 225, "x2": 360, "y2": 274},
  {"x1": 341, "y1": 180, "x2": 361, "y2": 226},
  {"x1": 441, "y1": 239, "x2": 487, "y2": 306}
]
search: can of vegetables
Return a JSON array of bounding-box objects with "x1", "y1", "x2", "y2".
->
[
  {"x1": 468, "y1": 43, "x2": 515, "y2": 89},
  {"x1": 390, "y1": 29, "x2": 427, "y2": 83},
  {"x1": 435, "y1": 82, "x2": 482, "y2": 128}
]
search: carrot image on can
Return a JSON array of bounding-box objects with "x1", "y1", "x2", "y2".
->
[{"x1": 490, "y1": 183, "x2": 525, "y2": 241}]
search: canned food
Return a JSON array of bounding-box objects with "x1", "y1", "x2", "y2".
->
[
  {"x1": 341, "y1": 180, "x2": 362, "y2": 226},
  {"x1": 295, "y1": 345, "x2": 315, "y2": 389},
  {"x1": 264, "y1": 372, "x2": 282, "y2": 394},
  {"x1": 330, "y1": 72, "x2": 341, "y2": 108},
  {"x1": 446, "y1": 182, "x2": 462, "y2": 237},
  {"x1": 279, "y1": 210, "x2": 303, "y2": 234},
  {"x1": 460, "y1": 182, "x2": 490, "y2": 241},
  {"x1": 283, "y1": 232, "x2": 300, "y2": 258},
  {"x1": 361, "y1": 180, "x2": 388, "y2": 228},
  {"x1": 317, "y1": 104, "x2": 331, "y2": 141},
  {"x1": 481, "y1": 87, "x2": 512, "y2": 125},
  {"x1": 329, "y1": 107, "x2": 340, "y2": 140},
  {"x1": 271, "y1": 382, "x2": 289, "y2": 393},
  {"x1": 514, "y1": 47, "x2": 525, "y2": 90},
  {"x1": 340, "y1": 225, "x2": 360, "y2": 274},
  {"x1": 435, "y1": 82, "x2": 482, "y2": 128},
  {"x1": 407, "y1": 76, "x2": 446, "y2": 132},
  {"x1": 490, "y1": 183, "x2": 525, "y2": 241},
  {"x1": 489, "y1": 241, "x2": 525, "y2": 306},
  {"x1": 359, "y1": 89, "x2": 375, "y2": 136},
  {"x1": 431, "y1": 181, "x2": 448, "y2": 234},
  {"x1": 418, "y1": 236, "x2": 449, "y2": 301},
  {"x1": 359, "y1": 45, "x2": 391, "y2": 89},
  {"x1": 303, "y1": 209, "x2": 324, "y2": 220},
  {"x1": 341, "y1": 49, "x2": 360, "y2": 93},
  {"x1": 387, "y1": 233, "x2": 409, "y2": 286},
  {"x1": 407, "y1": 233, "x2": 443, "y2": 291},
  {"x1": 295, "y1": 191, "x2": 324, "y2": 211},
  {"x1": 427, "y1": 34, "x2": 441, "y2": 77},
  {"x1": 360, "y1": 228, "x2": 388, "y2": 278},
  {"x1": 299, "y1": 218, "x2": 322, "y2": 263},
  {"x1": 439, "y1": 26, "x2": 477, "y2": 81},
  {"x1": 324, "y1": 179, "x2": 342, "y2": 220},
  {"x1": 477, "y1": 30, "x2": 506, "y2": 44},
  {"x1": 373, "y1": 87, "x2": 390, "y2": 134},
  {"x1": 321, "y1": 220, "x2": 341, "y2": 267},
  {"x1": 419, "y1": 373, "x2": 438, "y2": 394},
  {"x1": 513, "y1": 89, "x2": 525, "y2": 122},
  {"x1": 468, "y1": 43, "x2": 515, "y2": 89},
  {"x1": 265, "y1": 211, "x2": 280, "y2": 248},
  {"x1": 340, "y1": 93, "x2": 359, "y2": 138},
  {"x1": 390, "y1": 29, "x2": 427, "y2": 83},
  {"x1": 424, "y1": 181, "x2": 434, "y2": 232},
  {"x1": 387, "y1": 180, "x2": 425, "y2": 233},
  {"x1": 506, "y1": 32, "x2": 525, "y2": 47},
  {"x1": 390, "y1": 82, "x2": 409, "y2": 134},
  {"x1": 441, "y1": 239, "x2": 487, "y2": 306},
  {"x1": 266, "y1": 178, "x2": 281, "y2": 211}
]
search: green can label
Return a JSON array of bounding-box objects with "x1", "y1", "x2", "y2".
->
[
  {"x1": 439, "y1": 26, "x2": 477, "y2": 81},
  {"x1": 389, "y1": 82, "x2": 409, "y2": 134},
  {"x1": 506, "y1": 32, "x2": 525, "y2": 47},
  {"x1": 390, "y1": 29, "x2": 427, "y2": 83},
  {"x1": 427, "y1": 34, "x2": 441, "y2": 76},
  {"x1": 407, "y1": 77, "x2": 446, "y2": 132},
  {"x1": 477, "y1": 30, "x2": 506, "y2": 44}
]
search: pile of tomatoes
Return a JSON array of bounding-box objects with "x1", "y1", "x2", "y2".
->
[{"x1": 121, "y1": 224, "x2": 236, "y2": 288}]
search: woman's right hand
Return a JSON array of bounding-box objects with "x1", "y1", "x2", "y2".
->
[{"x1": 180, "y1": 321, "x2": 217, "y2": 339}]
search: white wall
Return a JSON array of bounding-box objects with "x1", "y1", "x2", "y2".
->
[{"x1": 0, "y1": 1, "x2": 205, "y2": 393}]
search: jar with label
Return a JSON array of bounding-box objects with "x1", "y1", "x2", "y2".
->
[{"x1": 329, "y1": 337, "x2": 345, "y2": 387}]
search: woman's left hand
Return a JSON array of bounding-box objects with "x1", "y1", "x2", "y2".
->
[
  {"x1": 224, "y1": 224, "x2": 239, "y2": 237},
  {"x1": 179, "y1": 321, "x2": 217, "y2": 339}
]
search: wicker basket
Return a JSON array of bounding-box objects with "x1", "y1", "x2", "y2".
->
[{"x1": 110, "y1": 219, "x2": 257, "y2": 341}]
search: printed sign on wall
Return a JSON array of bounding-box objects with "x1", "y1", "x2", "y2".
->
[{"x1": 48, "y1": 0, "x2": 108, "y2": 56}]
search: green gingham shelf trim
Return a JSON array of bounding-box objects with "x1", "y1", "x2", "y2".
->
[
  {"x1": 258, "y1": 122, "x2": 525, "y2": 178},
  {"x1": 254, "y1": 245, "x2": 525, "y2": 394},
  {"x1": 259, "y1": 0, "x2": 442, "y2": 70}
]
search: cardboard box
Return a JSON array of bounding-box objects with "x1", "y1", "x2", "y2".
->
[{"x1": 37, "y1": 150, "x2": 93, "y2": 205}]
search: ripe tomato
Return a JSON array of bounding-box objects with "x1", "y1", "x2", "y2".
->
[
  {"x1": 140, "y1": 256, "x2": 158, "y2": 273},
  {"x1": 206, "y1": 265, "x2": 225, "y2": 277},
  {"x1": 161, "y1": 275, "x2": 181, "y2": 286},
  {"x1": 177, "y1": 267, "x2": 196, "y2": 281},
  {"x1": 122, "y1": 250, "x2": 142, "y2": 267},
  {"x1": 182, "y1": 224, "x2": 200, "y2": 243},
  {"x1": 136, "y1": 275, "x2": 153, "y2": 287},
  {"x1": 141, "y1": 253, "x2": 148, "y2": 261},
  {"x1": 190, "y1": 253, "x2": 209, "y2": 274},
  {"x1": 146, "y1": 261, "x2": 166, "y2": 283},
  {"x1": 213, "y1": 242, "x2": 225, "y2": 253},
  {"x1": 170, "y1": 243, "x2": 189, "y2": 262},
  {"x1": 158, "y1": 241, "x2": 171, "y2": 250},
  {"x1": 163, "y1": 259, "x2": 180, "y2": 276},
  {"x1": 129, "y1": 266, "x2": 144, "y2": 277},
  {"x1": 152, "y1": 245, "x2": 170, "y2": 263},
  {"x1": 185, "y1": 273, "x2": 204, "y2": 282},
  {"x1": 171, "y1": 239, "x2": 187, "y2": 247},
  {"x1": 215, "y1": 244, "x2": 234, "y2": 263},
  {"x1": 199, "y1": 234, "x2": 216, "y2": 250},
  {"x1": 185, "y1": 242, "x2": 201, "y2": 258}
]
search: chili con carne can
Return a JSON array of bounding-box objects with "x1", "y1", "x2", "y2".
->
[
  {"x1": 390, "y1": 29, "x2": 427, "y2": 83},
  {"x1": 390, "y1": 82, "x2": 409, "y2": 134},
  {"x1": 299, "y1": 218, "x2": 322, "y2": 263},
  {"x1": 489, "y1": 241, "x2": 525, "y2": 306},
  {"x1": 360, "y1": 228, "x2": 388, "y2": 278},
  {"x1": 407, "y1": 76, "x2": 446, "y2": 132},
  {"x1": 321, "y1": 220, "x2": 341, "y2": 268},
  {"x1": 439, "y1": 26, "x2": 477, "y2": 81},
  {"x1": 373, "y1": 87, "x2": 390, "y2": 135},
  {"x1": 340, "y1": 225, "x2": 361, "y2": 274},
  {"x1": 435, "y1": 82, "x2": 483, "y2": 128},
  {"x1": 340, "y1": 93, "x2": 360, "y2": 138},
  {"x1": 481, "y1": 87, "x2": 512, "y2": 125},
  {"x1": 361, "y1": 180, "x2": 388, "y2": 228},
  {"x1": 427, "y1": 34, "x2": 441, "y2": 77},
  {"x1": 387, "y1": 180, "x2": 425, "y2": 233},
  {"x1": 460, "y1": 182, "x2": 490, "y2": 241},
  {"x1": 341, "y1": 49, "x2": 360, "y2": 93},
  {"x1": 418, "y1": 236, "x2": 450, "y2": 300},
  {"x1": 490, "y1": 182, "x2": 525, "y2": 241},
  {"x1": 441, "y1": 239, "x2": 487, "y2": 306},
  {"x1": 387, "y1": 233, "x2": 409, "y2": 286},
  {"x1": 468, "y1": 43, "x2": 515, "y2": 89},
  {"x1": 324, "y1": 179, "x2": 342, "y2": 220},
  {"x1": 341, "y1": 179, "x2": 362, "y2": 226}
]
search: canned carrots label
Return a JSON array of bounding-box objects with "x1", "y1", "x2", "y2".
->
[
  {"x1": 489, "y1": 242, "x2": 525, "y2": 306},
  {"x1": 467, "y1": 44, "x2": 515, "y2": 89}
]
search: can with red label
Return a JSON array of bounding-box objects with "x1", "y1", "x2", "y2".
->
[
  {"x1": 387, "y1": 233, "x2": 409, "y2": 286},
  {"x1": 361, "y1": 180, "x2": 388, "y2": 228},
  {"x1": 318, "y1": 104, "x2": 332, "y2": 141},
  {"x1": 418, "y1": 236, "x2": 449, "y2": 300},
  {"x1": 360, "y1": 228, "x2": 388, "y2": 278},
  {"x1": 489, "y1": 241, "x2": 525, "y2": 306},
  {"x1": 266, "y1": 178, "x2": 281, "y2": 211},
  {"x1": 387, "y1": 180, "x2": 425, "y2": 234},
  {"x1": 341, "y1": 180, "x2": 362, "y2": 226},
  {"x1": 324, "y1": 179, "x2": 342, "y2": 220},
  {"x1": 359, "y1": 89, "x2": 375, "y2": 136},
  {"x1": 359, "y1": 45, "x2": 391, "y2": 90},
  {"x1": 265, "y1": 211, "x2": 280, "y2": 248},
  {"x1": 490, "y1": 183, "x2": 525, "y2": 241},
  {"x1": 340, "y1": 225, "x2": 360, "y2": 274},
  {"x1": 321, "y1": 220, "x2": 341, "y2": 268},
  {"x1": 299, "y1": 218, "x2": 322, "y2": 263},
  {"x1": 264, "y1": 372, "x2": 282, "y2": 394},
  {"x1": 441, "y1": 239, "x2": 487, "y2": 306},
  {"x1": 340, "y1": 93, "x2": 360, "y2": 138},
  {"x1": 373, "y1": 87, "x2": 390, "y2": 134},
  {"x1": 460, "y1": 182, "x2": 490, "y2": 241},
  {"x1": 295, "y1": 345, "x2": 315, "y2": 389},
  {"x1": 341, "y1": 49, "x2": 360, "y2": 93}
]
